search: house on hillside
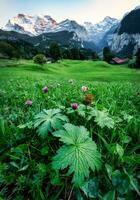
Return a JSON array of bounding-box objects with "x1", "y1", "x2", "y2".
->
[
  {"x1": 111, "y1": 57, "x2": 129, "y2": 64},
  {"x1": 46, "y1": 57, "x2": 55, "y2": 64}
]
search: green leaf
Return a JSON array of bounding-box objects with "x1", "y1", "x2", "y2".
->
[
  {"x1": 41, "y1": 146, "x2": 49, "y2": 156},
  {"x1": 81, "y1": 178, "x2": 99, "y2": 198},
  {"x1": 111, "y1": 170, "x2": 130, "y2": 194},
  {"x1": 129, "y1": 176, "x2": 140, "y2": 195},
  {"x1": 123, "y1": 169, "x2": 140, "y2": 196},
  {"x1": 103, "y1": 190, "x2": 115, "y2": 200},
  {"x1": 18, "y1": 165, "x2": 29, "y2": 172},
  {"x1": 52, "y1": 124, "x2": 101, "y2": 186},
  {"x1": 121, "y1": 112, "x2": 133, "y2": 122},
  {"x1": 121, "y1": 135, "x2": 131, "y2": 144},
  {"x1": 50, "y1": 171, "x2": 62, "y2": 186},
  {"x1": 34, "y1": 109, "x2": 69, "y2": 138},
  {"x1": 18, "y1": 121, "x2": 33, "y2": 129},
  {"x1": 37, "y1": 163, "x2": 47, "y2": 176},
  {"x1": 105, "y1": 164, "x2": 113, "y2": 180},
  {"x1": 116, "y1": 144, "x2": 124, "y2": 158},
  {"x1": 90, "y1": 109, "x2": 114, "y2": 129},
  {"x1": 0, "y1": 117, "x2": 5, "y2": 134}
]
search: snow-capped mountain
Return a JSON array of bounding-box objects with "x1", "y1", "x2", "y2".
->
[
  {"x1": 2, "y1": 6, "x2": 140, "y2": 56},
  {"x1": 4, "y1": 14, "x2": 58, "y2": 36},
  {"x1": 4, "y1": 14, "x2": 88, "y2": 40},
  {"x1": 84, "y1": 16, "x2": 119, "y2": 45},
  {"x1": 3, "y1": 14, "x2": 118, "y2": 43},
  {"x1": 109, "y1": 7, "x2": 140, "y2": 55},
  {"x1": 54, "y1": 19, "x2": 88, "y2": 40}
]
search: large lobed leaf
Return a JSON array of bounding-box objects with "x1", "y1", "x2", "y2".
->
[
  {"x1": 34, "y1": 109, "x2": 69, "y2": 138},
  {"x1": 52, "y1": 124, "x2": 101, "y2": 186},
  {"x1": 89, "y1": 109, "x2": 114, "y2": 129}
]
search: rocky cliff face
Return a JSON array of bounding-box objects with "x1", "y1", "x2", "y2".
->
[{"x1": 109, "y1": 7, "x2": 140, "y2": 55}]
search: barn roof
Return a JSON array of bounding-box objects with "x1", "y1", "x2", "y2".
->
[{"x1": 112, "y1": 57, "x2": 129, "y2": 64}]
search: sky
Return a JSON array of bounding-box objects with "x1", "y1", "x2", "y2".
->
[{"x1": 0, "y1": 0, "x2": 140, "y2": 27}]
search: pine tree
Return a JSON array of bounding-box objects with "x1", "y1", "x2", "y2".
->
[
  {"x1": 103, "y1": 47, "x2": 113, "y2": 63},
  {"x1": 49, "y1": 42, "x2": 61, "y2": 62}
]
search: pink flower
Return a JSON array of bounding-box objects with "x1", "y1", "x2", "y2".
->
[
  {"x1": 81, "y1": 86, "x2": 88, "y2": 92},
  {"x1": 42, "y1": 86, "x2": 48, "y2": 93},
  {"x1": 25, "y1": 100, "x2": 33, "y2": 106},
  {"x1": 71, "y1": 103, "x2": 78, "y2": 110}
]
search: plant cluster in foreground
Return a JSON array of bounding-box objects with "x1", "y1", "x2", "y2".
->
[{"x1": 0, "y1": 79, "x2": 140, "y2": 199}]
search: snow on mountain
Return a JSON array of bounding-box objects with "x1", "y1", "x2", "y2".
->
[
  {"x1": 4, "y1": 14, "x2": 58, "y2": 36},
  {"x1": 84, "y1": 16, "x2": 119, "y2": 45},
  {"x1": 54, "y1": 19, "x2": 88, "y2": 40},
  {"x1": 3, "y1": 14, "x2": 88, "y2": 40},
  {"x1": 3, "y1": 14, "x2": 119, "y2": 44}
]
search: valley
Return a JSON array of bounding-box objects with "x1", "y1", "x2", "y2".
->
[{"x1": 0, "y1": 2, "x2": 140, "y2": 200}]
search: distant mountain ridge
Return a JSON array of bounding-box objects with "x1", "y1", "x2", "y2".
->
[
  {"x1": 3, "y1": 14, "x2": 118, "y2": 50},
  {"x1": 1, "y1": 6, "x2": 140, "y2": 56}
]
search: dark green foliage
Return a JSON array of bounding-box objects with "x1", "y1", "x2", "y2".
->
[
  {"x1": 103, "y1": 47, "x2": 114, "y2": 63},
  {"x1": 135, "y1": 48, "x2": 140, "y2": 68},
  {"x1": 49, "y1": 42, "x2": 61, "y2": 62},
  {"x1": 0, "y1": 41, "x2": 18, "y2": 58},
  {"x1": 70, "y1": 47, "x2": 80, "y2": 60},
  {"x1": 61, "y1": 48, "x2": 99, "y2": 60},
  {"x1": 33, "y1": 54, "x2": 46, "y2": 65},
  {"x1": 119, "y1": 9, "x2": 140, "y2": 35}
]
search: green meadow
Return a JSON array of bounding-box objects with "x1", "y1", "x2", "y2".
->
[
  {"x1": 0, "y1": 59, "x2": 140, "y2": 82},
  {"x1": 0, "y1": 59, "x2": 140, "y2": 200}
]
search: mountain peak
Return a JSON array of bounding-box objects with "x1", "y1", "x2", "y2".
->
[
  {"x1": 3, "y1": 14, "x2": 58, "y2": 35},
  {"x1": 134, "y1": 5, "x2": 140, "y2": 10},
  {"x1": 103, "y1": 16, "x2": 118, "y2": 23}
]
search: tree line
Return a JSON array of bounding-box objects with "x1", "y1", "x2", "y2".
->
[{"x1": 0, "y1": 40, "x2": 140, "y2": 68}]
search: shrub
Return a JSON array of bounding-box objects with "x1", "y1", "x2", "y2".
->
[{"x1": 33, "y1": 54, "x2": 46, "y2": 65}]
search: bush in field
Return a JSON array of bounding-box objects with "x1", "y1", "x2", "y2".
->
[
  {"x1": 103, "y1": 47, "x2": 114, "y2": 63},
  {"x1": 49, "y1": 42, "x2": 61, "y2": 62},
  {"x1": 33, "y1": 54, "x2": 46, "y2": 65}
]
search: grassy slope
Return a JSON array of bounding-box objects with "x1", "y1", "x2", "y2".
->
[{"x1": 0, "y1": 59, "x2": 140, "y2": 82}]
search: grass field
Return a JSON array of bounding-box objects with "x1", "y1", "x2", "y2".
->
[
  {"x1": 0, "y1": 59, "x2": 140, "y2": 82},
  {"x1": 0, "y1": 59, "x2": 140, "y2": 200}
]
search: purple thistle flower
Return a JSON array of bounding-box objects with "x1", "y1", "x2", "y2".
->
[
  {"x1": 25, "y1": 100, "x2": 33, "y2": 106},
  {"x1": 71, "y1": 103, "x2": 78, "y2": 110},
  {"x1": 42, "y1": 86, "x2": 49, "y2": 93}
]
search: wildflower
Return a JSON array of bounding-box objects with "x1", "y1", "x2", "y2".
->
[
  {"x1": 25, "y1": 100, "x2": 33, "y2": 106},
  {"x1": 84, "y1": 94, "x2": 93, "y2": 105},
  {"x1": 81, "y1": 86, "x2": 88, "y2": 92},
  {"x1": 71, "y1": 103, "x2": 78, "y2": 110},
  {"x1": 42, "y1": 86, "x2": 49, "y2": 93},
  {"x1": 68, "y1": 79, "x2": 74, "y2": 84}
]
